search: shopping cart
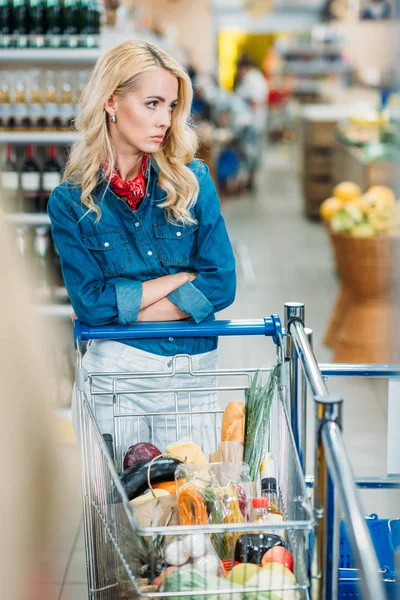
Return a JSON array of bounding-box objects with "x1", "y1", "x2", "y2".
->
[
  {"x1": 74, "y1": 316, "x2": 315, "y2": 599},
  {"x1": 73, "y1": 309, "x2": 400, "y2": 600}
]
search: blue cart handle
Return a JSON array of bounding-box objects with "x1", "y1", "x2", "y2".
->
[{"x1": 74, "y1": 315, "x2": 282, "y2": 344}]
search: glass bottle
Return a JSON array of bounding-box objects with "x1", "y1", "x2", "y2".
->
[
  {"x1": 0, "y1": 74, "x2": 12, "y2": 130},
  {"x1": 250, "y1": 497, "x2": 270, "y2": 525},
  {"x1": 21, "y1": 144, "x2": 41, "y2": 212},
  {"x1": 12, "y1": 0, "x2": 28, "y2": 48},
  {"x1": 261, "y1": 477, "x2": 285, "y2": 531},
  {"x1": 42, "y1": 144, "x2": 61, "y2": 210},
  {"x1": 43, "y1": 70, "x2": 59, "y2": 130},
  {"x1": 28, "y1": 0, "x2": 45, "y2": 47},
  {"x1": 13, "y1": 77, "x2": 30, "y2": 131},
  {"x1": 1, "y1": 144, "x2": 19, "y2": 210},
  {"x1": 0, "y1": 0, "x2": 12, "y2": 48},
  {"x1": 29, "y1": 70, "x2": 43, "y2": 130},
  {"x1": 45, "y1": 0, "x2": 61, "y2": 48},
  {"x1": 33, "y1": 225, "x2": 53, "y2": 302},
  {"x1": 59, "y1": 70, "x2": 74, "y2": 130},
  {"x1": 62, "y1": 0, "x2": 79, "y2": 48}
]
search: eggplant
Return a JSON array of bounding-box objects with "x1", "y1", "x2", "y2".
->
[{"x1": 120, "y1": 457, "x2": 182, "y2": 501}]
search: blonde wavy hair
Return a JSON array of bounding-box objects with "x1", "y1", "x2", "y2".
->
[{"x1": 64, "y1": 40, "x2": 199, "y2": 224}]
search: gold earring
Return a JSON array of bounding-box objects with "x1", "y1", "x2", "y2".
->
[{"x1": 111, "y1": 114, "x2": 116, "y2": 123}]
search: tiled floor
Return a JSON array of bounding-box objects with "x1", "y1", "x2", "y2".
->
[{"x1": 49, "y1": 144, "x2": 399, "y2": 598}]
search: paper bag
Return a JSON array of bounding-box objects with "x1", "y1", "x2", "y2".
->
[{"x1": 135, "y1": 494, "x2": 180, "y2": 529}]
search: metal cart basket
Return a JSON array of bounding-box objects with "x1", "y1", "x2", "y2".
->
[
  {"x1": 74, "y1": 308, "x2": 400, "y2": 600},
  {"x1": 74, "y1": 316, "x2": 314, "y2": 599}
]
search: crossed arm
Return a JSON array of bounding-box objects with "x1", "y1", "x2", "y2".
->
[{"x1": 137, "y1": 272, "x2": 196, "y2": 322}]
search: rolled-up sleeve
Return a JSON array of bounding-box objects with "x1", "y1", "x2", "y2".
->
[
  {"x1": 47, "y1": 190, "x2": 143, "y2": 326},
  {"x1": 167, "y1": 164, "x2": 236, "y2": 323}
]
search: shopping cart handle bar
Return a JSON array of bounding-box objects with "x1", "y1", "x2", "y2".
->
[{"x1": 74, "y1": 315, "x2": 282, "y2": 343}]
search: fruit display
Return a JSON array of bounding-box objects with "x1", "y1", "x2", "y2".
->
[
  {"x1": 320, "y1": 182, "x2": 398, "y2": 236},
  {"x1": 115, "y1": 369, "x2": 302, "y2": 598}
]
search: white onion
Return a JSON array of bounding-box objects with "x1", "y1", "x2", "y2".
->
[
  {"x1": 183, "y1": 534, "x2": 209, "y2": 558},
  {"x1": 193, "y1": 552, "x2": 221, "y2": 576},
  {"x1": 165, "y1": 539, "x2": 190, "y2": 566}
]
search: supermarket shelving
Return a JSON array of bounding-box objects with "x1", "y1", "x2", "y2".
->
[
  {"x1": 33, "y1": 303, "x2": 73, "y2": 318},
  {"x1": 0, "y1": 131, "x2": 80, "y2": 145},
  {"x1": 0, "y1": 48, "x2": 102, "y2": 65},
  {"x1": 5, "y1": 213, "x2": 51, "y2": 225}
]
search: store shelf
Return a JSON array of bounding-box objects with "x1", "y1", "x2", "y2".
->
[
  {"x1": 0, "y1": 48, "x2": 102, "y2": 65},
  {"x1": 6, "y1": 213, "x2": 51, "y2": 225},
  {"x1": 0, "y1": 131, "x2": 80, "y2": 145},
  {"x1": 33, "y1": 303, "x2": 73, "y2": 318},
  {"x1": 284, "y1": 61, "x2": 351, "y2": 76}
]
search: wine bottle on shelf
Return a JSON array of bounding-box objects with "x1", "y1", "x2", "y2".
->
[
  {"x1": 16, "y1": 226, "x2": 32, "y2": 269},
  {"x1": 1, "y1": 145, "x2": 20, "y2": 210},
  {"x1": 45, "y1": 0, "x2": 62, "y2": 48},
  {"x1": 0, "y1": 0, "x2": 12, "y2": 48},
  {"x1": 28, "y1": 0, "x2": 46, "y2": 47},
  {"x1": 29, "y1": 70, "x2": 44, "y2": 130},
  {"x1": 33, "y1": 226, "x2": 53, "y2": 302},
  {"x1": 53, "y1": 241, "x2": 69, "y2": 302},
  {"x1": 12, "y1": 0, "x2": 29, "y2": 48},
  {"x1": 59, "y1": 71, "x2": 74, "y2": 130},
  {"x1": 43, "y1": 70, "x2": 59, "y2": 130},
  {"x1": 21, "y1": 145, "x2": 41, "y2": 212},
  {"x1": 13, "y1": 77, "x2": 30, "y2": 131},
  {"x1": 42, "y1": 145, "x2": 62, "y2": 211},
  {"x1": 0, "y1": 74, "x2": 12, "y2": 130},
  {"x1": 62, "y1": 0, "x2": 79, "y2": 48}
]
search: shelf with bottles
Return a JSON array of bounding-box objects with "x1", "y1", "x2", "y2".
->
[
  {"x1": 1, "y1": 143, "x2": 63, "y2": 212},
  {"x1": 0, "y1": 0, "x2": 102, "y2": 51},
  {"x1": 10, "y1": 217, "x2": 71, "y2": 305},
  {"x1": 0, "y1": 68, "x2": 90, "y2": 132}
]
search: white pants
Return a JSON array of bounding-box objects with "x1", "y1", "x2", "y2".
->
[{"x1": 73, "y1": 340, "x2": 220, "y2": 460}]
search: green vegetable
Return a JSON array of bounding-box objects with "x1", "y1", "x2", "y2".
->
[
  {"x1": 120, "y1": 457, "x2": 182, "y2": 501},
  {"x1": 203, "y1": 486, "x2": 231, "y2": 560},
  {"x1": 243, "y1": 368, "x2": 277, "y2": 481},
  {"x1": 161, "y1": 566, "x2": 244, "y2": 600},
  {"x1": 330, "y1": 206, "x2": 362, "y2": 233}
]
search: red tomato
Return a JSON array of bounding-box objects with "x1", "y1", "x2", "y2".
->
[{"x1": 261, "y1": 546, "x2": 294, "y2": 572}]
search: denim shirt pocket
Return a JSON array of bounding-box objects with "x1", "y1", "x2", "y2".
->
[
  {"x1": 82, "y1": 230, "x2": 132, "y2": 277},
  {"x1": 153, "y1": 222, "x2": 198, "y2": 266}
]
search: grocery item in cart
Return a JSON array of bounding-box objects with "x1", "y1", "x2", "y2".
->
[
  {"x1": 166, "y1": 438, "x2": 207, "y2": 464},
  {"x1": 234, "y1": 532, "x2": 285, "y2": 564},
  {"x1": 243, "y1": 367, "x2": 278, "y2": 480},
  {"x1": 176, "y1": 462, "x2": 252, "y2": 559},
  {"x1": 119, "y1": 456, "x2": 182, "y2": 501},
  {"x1": 221, "y1": 401, "x2": 245, "y2": 442},
  {"x1": 123, "y1": 442, "x2": 161, "y2": 471},
  {"x1": 160, "y1": 566, "x2": 244, "y2": 600}
]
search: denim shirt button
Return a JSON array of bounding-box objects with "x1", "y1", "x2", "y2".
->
[
  {"x1": 169, "y1": 337, "x2": 174, "y2": 342},
  {"x1": 104, "y1": 242, "x2": 110, "y2": 247},
  {"x1": 176, "y1": 232, "x2": 181, "y2": 237},
  {"x1": 135, "y1": 222, "x2": 140, "y2": 227},
  {"x1": 147, "y1": 251, "x2": 153, "y2": 256}
]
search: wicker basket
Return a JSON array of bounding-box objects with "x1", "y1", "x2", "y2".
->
[{"x1": 327, "y1": 232, "x2": 400, "y2": 363}]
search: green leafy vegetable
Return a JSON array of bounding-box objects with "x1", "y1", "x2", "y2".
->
[{"x1": 243, "y1": 367, "x2": 278, "y2": 481}]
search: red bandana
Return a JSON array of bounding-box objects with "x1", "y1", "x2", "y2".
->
[{"x1": 109, "y1": 154, "x2": 149, "y2": 212}]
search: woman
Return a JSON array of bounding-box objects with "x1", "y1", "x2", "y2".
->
[{"x1": 47, "y1": 40, "x2": 236, "y2": 454}]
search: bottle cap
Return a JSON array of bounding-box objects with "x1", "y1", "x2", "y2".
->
[
  {"x1": 252, "y1": 497, "x2": 269, "y2": 509},
  {"x1": 261, "y1": 477, "x2": 277, "y2": 493}
]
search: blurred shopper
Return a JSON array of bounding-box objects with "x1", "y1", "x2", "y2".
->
[
  {"x1": 47, "y1": 40, "x2": 236, "y2": 451},
  {"x1": 361, "y1": 0, "x2": 392, "y2": 19},
  {"x1": 235, "y1": 56, "x2": 269, "y2": 191},
  {"x1": 0, "y1": 223, "x2": 57, "y2": 600}
]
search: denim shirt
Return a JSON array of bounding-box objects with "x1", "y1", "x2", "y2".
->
[{"x1": 47, "y1": 157, "x2": 236, "y2": 356}]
